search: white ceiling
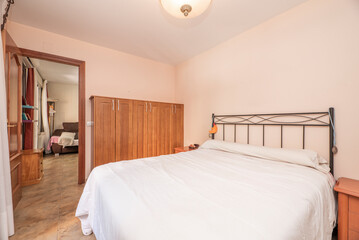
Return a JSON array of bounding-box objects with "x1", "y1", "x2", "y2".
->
[
  {"x1": 30, "y1": 58, "x2": 79, "y2": 85},
  {"x1": 10, "y1": 0, "x2": 308, "y2": 65}
]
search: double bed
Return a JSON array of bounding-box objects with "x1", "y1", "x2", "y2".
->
[{"x1": 76, "y1": 109, "x2": 337, "y2": 240}]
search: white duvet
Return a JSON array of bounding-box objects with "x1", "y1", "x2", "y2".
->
[{"x1": 76, "y1": 140, "x2": 336, "y2": 240}]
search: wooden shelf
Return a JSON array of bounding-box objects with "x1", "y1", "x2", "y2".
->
[
  {"x1": 47, "y1": 98, "x2": 59, "y2": 102},
  {"x1": 7, "y1": 122, "x2": 17, "y2": 128},
  {"x1": 22, "y1": 120, "x2": 38, "y2": 123},
  {"x1": 22, "y1": 105, "x2": 38, "y2": 110},
  {"x1": 22, "y1": 148, "x2": 44, "y2": 155}
]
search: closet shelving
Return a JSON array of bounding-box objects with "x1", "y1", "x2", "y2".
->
[
  {"x1": 22, "y1": 105, "x2": 38, "y2": 109},
  {"x1": 22, "y1": 104, "x2": 38, "y2": 123}
]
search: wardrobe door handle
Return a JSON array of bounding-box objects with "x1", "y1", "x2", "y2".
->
[
  {"x1": 175, "y1": 105, "x2": 176, "y2": 114},
  {"x1": 117, "y1": 100, "x2": 119, "y2": 111},
  {"x1": 150, "y1": 103, "x2": 152, "y2": 113},
  {"x1": 145, "y1": 102, "x2": 148, "y2": 112},
  {"x1": 112, "y1": 99, "x2": 114, "y2": 111}
]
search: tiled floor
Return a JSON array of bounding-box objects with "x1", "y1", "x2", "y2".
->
[{"x1": 10, "y1": 153, "x2": 95, "y2": 240}]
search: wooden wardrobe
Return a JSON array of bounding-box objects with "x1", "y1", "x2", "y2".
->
[{"x1": 90, "y1": 96, "x2": 184, "y2": 167}]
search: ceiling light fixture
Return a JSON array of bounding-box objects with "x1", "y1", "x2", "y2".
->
[{"x1": 160, "y1": 0, "x2": 212, "y2": 19}]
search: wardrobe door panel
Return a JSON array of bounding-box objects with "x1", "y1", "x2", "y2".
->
[
  {"x1": 158, "y1": 103, "x2": 172, "y2": 155},
  {"x1": 176, "y1": 104, "x2": 184, "y2": 149},
  {"x1": 147, "y1": 102, "x2": 161, "y2": 157},
  {"x1": 147, "y1": 102, "x2": 172, "y2": 157},
  {"x1": 171, "y1": 104, "x2": 184, "y2": 153},
  {"x1": 116, "y1": 99, "x2": 133, "y2": 161},
  {"x1": 94, "y1": 97, "x2": 116, "y2": 167},
  {"x1": 132, "y1": 100, "x2": 147, "y2": 159}
]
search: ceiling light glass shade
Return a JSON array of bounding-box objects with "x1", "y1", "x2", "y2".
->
[{"x1": 160, "y1": 0, "x2": 212, "y2": 19}]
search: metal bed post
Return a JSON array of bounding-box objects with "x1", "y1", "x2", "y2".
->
[
  {"x1": 329, "y1": 107, "x2": 335, "y2": 175},
  {"x1": 211, "y1": 113, "x2": 215, "y2": 139}
]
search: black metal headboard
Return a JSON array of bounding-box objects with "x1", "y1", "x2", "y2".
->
[{"x1": 211, "y1": 108, "x2": 336, "y2": 175}]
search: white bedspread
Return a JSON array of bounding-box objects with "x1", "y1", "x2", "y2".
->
[{"x1": 76, "y1": 144, "x2": 336, "y2": 240}]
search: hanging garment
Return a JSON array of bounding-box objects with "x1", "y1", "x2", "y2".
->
[{"x1": 42, "y1": 80, "x2": 50, "y2": 153}]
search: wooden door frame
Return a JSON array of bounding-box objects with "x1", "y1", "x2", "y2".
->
[{"x1": 7, "y1": 46, "x2": 86, "y2": 184}]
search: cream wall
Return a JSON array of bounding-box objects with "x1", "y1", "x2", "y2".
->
[
  {"x1": 175, "y1": 0, "x2": 359, "y2": 180},
  {"x1": 6, "y1": 21, "x2": 175, "y2": 178},
  {"x1": 47, "y1": 82, "x2": 79, "y2": 130}
]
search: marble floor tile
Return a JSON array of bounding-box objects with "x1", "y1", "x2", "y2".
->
[{"x1": 10, "y1": 153, "x2": 96, "y2": 240}]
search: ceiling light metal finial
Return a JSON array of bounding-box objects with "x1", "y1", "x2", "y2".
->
[
  {"x1": 180, "y1": 4, "x2": 192, "y2": 17},
  {"x1": 160, "y1": 0, "x2": 211, "y2": 19}
]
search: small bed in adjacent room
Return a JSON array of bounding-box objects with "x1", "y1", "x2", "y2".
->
[{"x1": 76, "y1": 109, "x2": 337, "y2": 240}]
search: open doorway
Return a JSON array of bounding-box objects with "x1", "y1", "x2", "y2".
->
[
  {"x1": 4, "y1": 30, "x2": 87, "y2": 237},
  {"x1": 11, "y1": 47, "x2": 86, "y2": 184},
  {"x1": 24, "y1": 57, "x2": 80, "y2": 181},
  {"x1": 6, "y1": 47, "x2": 88, "y2": 238}
]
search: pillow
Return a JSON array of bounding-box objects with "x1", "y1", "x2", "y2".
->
[{"x1": 200, "y1": 140, "x2": 330, "y2": 173}]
